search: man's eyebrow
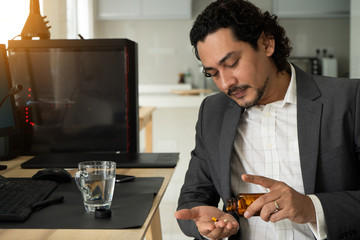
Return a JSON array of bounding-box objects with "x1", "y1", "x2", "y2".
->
[
  {"x1": 203, "y1": 51, "x2": 236, "y2": 72},
  {"x1": 203, "y1": 66, "x2": 215, "y2": 72},
  {"x1": 219, "y1": 51, "x2": 236, "y2": 65}
]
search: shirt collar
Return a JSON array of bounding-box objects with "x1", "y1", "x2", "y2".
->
[{"x1": 283, "y1": 63, "x2": 297, "y2": 105}]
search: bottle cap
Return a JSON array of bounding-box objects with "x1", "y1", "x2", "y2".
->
[{"x1": 95, "y1": 208, "x2": 112, "y2": 219}]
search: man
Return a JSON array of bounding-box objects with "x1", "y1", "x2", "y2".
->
[{"x1": 175, "y1": 0, "x2": 360, "y2": 239}]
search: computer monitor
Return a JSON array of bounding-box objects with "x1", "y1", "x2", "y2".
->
[
  {"x1": 7, "y1": 39, "x2": 139, "y2": 154},
  {"x1": 0, "y1": 44, "x2": 18, "y2": 137}
]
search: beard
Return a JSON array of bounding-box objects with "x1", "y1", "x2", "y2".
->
[{"x1": 227, "y1": 76, "x2": 269, "y2": 109}]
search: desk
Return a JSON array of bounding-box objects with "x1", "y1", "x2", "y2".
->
[
  {"x1": 0, "y1": 156, "x2": 175, "y2": 240},
  {"x1": 139, "y1": 106, "x2": 156, "y2": 153}
]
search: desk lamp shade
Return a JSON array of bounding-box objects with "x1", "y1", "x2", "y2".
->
[{"x1": 21, "y1": 0, "x2": 51, "y2": 40}]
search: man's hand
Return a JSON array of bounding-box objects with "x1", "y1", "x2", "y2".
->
[
  {"x1": 242, "y1": 174, "x2": 316, "y2": 224},
  {"x1": 175, "y1": 206, "x2": 239, "y2": 240}
]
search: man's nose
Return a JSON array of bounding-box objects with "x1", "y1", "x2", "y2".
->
[{"x1": 219, "y1": 71, "x2": 237, "y2": 90}]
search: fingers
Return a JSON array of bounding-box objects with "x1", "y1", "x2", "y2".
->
[
  {"x1": 175, "y1": 207, "x2": 240, "y2": 239},
  {"x1": 242, "y1": 173, "x2": 277, "y2": 189},
  {"x1": 258, "y1": 200, "x2": 283, "y2": 222},
  {"x1": 241, "y1": 174, "x2": 288, "y2": 219},
  {"x1": 242, "y1": 181, "x2": 316, "y2": 224},
  {"x1": 212, "y1": 217, "x2": 239, "y2": 230},
  {"x1": 201, "y1": 217, "x2": 239, "y2": 239},
  {"x1": 244, "y1": 197, "x2": 282, "y2": 220}
]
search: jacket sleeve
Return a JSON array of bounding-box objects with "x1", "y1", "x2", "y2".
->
[{"x1": 315, "y1": 80, "x2": 360, "y2": 240}]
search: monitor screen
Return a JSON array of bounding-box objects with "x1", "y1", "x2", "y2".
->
[
  {"x1": 0, "y1": 44, "x2": 18, "y2": 137},
  {"x1": 7, "y1": 39, "x2": 139, "y2": 154}
]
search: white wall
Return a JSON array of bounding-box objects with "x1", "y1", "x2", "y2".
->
[
  {"x1": 43, "y1": 0, "x2": 67, "y2": 39},
  {"x1": 350, "y1": 0, "x2": 360, "y2": 78},
  {"x1": 95, "y1": 19, "x2": 198, "y2": 85}
]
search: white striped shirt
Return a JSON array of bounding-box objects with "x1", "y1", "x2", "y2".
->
[{"x1": 231, "y1": 64, "x2": 326, "y2": 240}]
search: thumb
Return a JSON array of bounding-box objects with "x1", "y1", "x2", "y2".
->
[{"x1": 175, "y1": 208, "x2": 200, "y2": 220}]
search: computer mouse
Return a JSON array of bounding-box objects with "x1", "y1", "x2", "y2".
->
[{"x1": 32, "y1": 168, "x2": 72, "y2": 183}]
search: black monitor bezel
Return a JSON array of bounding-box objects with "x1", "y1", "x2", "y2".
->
[
  {"x1": 0, "y1": 44, "x2": 19, "y2": 137},
  {"x1": 7, "y1": 39, "x2": 139, "y2": 153}
]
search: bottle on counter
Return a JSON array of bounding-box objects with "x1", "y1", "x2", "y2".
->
[{"x1": 178, "y1": 73, "x2": 185, "y2": 84}]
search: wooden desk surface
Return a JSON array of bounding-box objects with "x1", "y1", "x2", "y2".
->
[{"x1": 0, "y1": 156, "x2": 175, "y2": 240}]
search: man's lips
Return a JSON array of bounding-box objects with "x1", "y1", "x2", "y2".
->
[{"x1": 227, "y1": 86, "x2": 249, "y2": 99}]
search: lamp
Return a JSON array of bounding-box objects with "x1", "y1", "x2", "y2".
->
[{"x1": 21, "y1": 0, "x2": 51, "y2": 40}]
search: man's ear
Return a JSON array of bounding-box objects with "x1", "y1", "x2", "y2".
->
[{"x1": 259, "y1": 32, "x2": 275, "y2": 56}]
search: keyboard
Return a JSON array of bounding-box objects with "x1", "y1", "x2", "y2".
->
[{"x1": 0, "y1": 176, "x2": 58, "y2": 221}]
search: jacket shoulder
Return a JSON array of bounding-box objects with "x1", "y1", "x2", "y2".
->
[{"x1": 201, "y1": 92, "x2": 236, "y2": 113}]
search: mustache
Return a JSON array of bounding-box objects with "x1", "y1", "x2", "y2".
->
[{"x1": 227, "y1": 85, "x2": 250, "y2": 96}]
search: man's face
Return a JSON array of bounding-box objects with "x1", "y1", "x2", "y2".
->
[{"x1": 197, "y1": 28, "x2": 277, "y2": 108}]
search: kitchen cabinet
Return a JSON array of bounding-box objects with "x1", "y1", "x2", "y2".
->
[
  {"x1": 96, "y1": 0, "x2": 192, "y2": 20},
  {"x1": 273, "y1": 0, "x2": 349, "y2": 18}
]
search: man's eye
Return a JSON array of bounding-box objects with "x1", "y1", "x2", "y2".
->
[
  {"x1": 229, "y1": 59, "x2": 239, "y2": 68},
  {"x1": 203, "y1": 69, "x2": 213, "y2": 78},
  {"x1": 204, "y1": 72, "x2": 211, "y2": 78},
  {"x1": 203, "y1": 71, "x2": 218, "y2": 78}
]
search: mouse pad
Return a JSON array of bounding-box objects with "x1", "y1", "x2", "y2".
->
[{"x1": 0, "y1": 177, "x2": 164, "y2": 229}]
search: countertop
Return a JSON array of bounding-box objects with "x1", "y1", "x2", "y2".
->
[
  {"x1": 139, "y1": 94, "x2": 211, "y2": 108},
  {"x1": 139, "y1": 84, "x2": 217, "y2": 108}
]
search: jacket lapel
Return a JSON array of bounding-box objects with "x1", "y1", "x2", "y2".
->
[
  {"x1": 295, "y1": 65, "x2": 323, "y2": 194},
  {"x1": 219, "y1": 100, "x2": 244, "y2": 199}
]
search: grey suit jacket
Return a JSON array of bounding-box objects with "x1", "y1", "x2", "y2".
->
[{"x1": 177, "y1": 65, "x2": 360, "y2": 240}]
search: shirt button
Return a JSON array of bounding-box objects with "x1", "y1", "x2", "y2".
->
[{"x1": 268, "y1": 143, "x2": 273, "y2": 148}]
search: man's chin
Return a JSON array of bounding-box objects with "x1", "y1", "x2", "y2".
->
[{"x1": 232, "y1": 98, "x2": 257, "y2": 109}]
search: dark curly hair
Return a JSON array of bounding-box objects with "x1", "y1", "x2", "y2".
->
[{"x1": 190, "y1": 0, "x2": 292, "y2": 72}]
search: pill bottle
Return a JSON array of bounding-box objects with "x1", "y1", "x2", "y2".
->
[{"x1": 226, "y1": 193, "x2": 264, "y2": 216}]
